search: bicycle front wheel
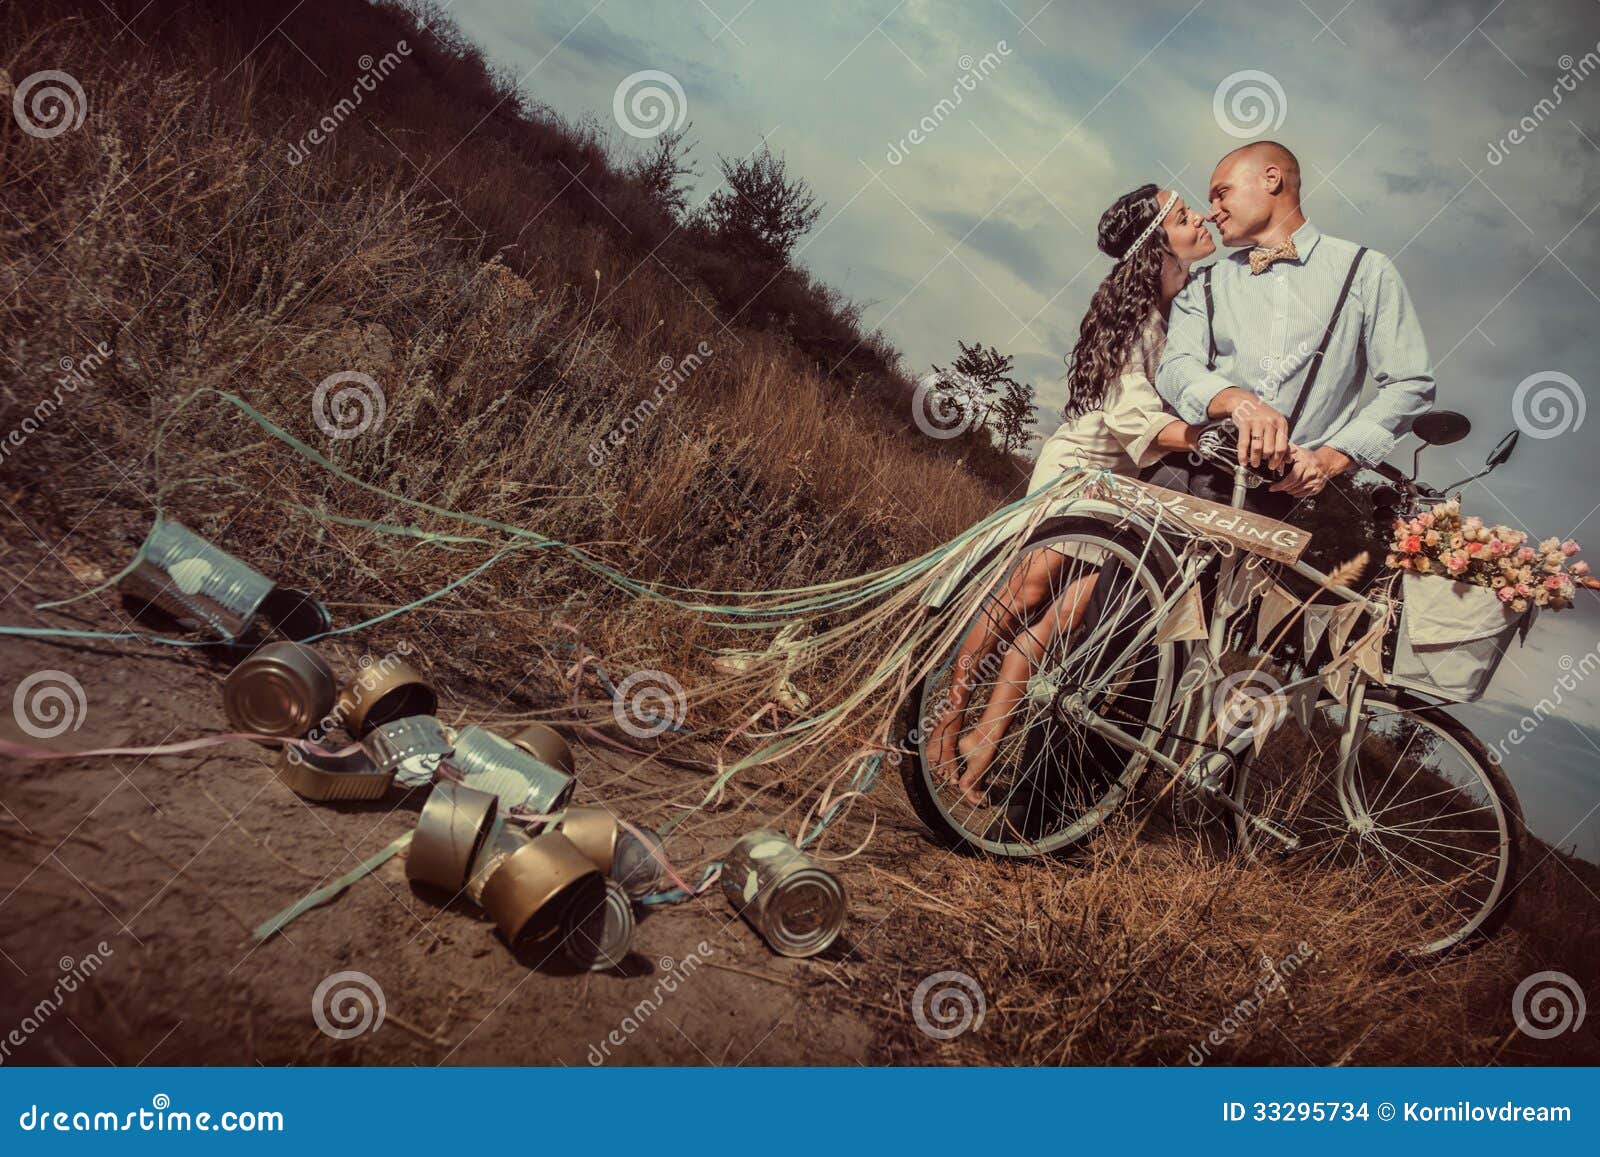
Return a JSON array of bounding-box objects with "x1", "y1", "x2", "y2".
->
[
  {"x1": 898, "y1": 514, "x2": 1188, "y2": 858},
  {"x1": 1235, "y1": 687, "x2": 1522, "y2": 957}
]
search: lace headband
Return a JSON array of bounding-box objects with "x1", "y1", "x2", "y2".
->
[{"x1": 1115, "y1": 190, "x2": 1176, "y2": 262}]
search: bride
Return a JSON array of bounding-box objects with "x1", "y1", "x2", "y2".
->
[{"x1": 930, "y1": 183, "x2": 1217, "y2": 806}]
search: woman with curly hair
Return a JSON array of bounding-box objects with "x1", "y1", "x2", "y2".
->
[{"x1": 931, "y1": 184, "x2": 1217, "y2": 805}]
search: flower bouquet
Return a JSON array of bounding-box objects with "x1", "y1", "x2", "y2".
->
[{"x1": 1383, "y1": 499, "x2": 1589, "y2": 701}]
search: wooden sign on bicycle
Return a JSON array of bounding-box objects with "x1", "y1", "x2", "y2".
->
[{"x1": 1118, "y1": 479, "x2": 1312, "y2": 565}]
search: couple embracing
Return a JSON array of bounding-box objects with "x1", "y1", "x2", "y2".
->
[{"x1": 934, "y1": 140, "x2": 1437, "y2": 806}]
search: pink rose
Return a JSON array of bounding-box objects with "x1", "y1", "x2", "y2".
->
[
  {"x1": 1563, "y1": 540, "x2": 1580, "y2": 556},
  {"x1": 1517, "y1": 546, "x2": 1536, "y2": 563},
  {"x1": 1546, "y1": 575, "x2": 1565, "y2": 590},
  {"x1": 1497, "y1": 585, "x2": 1515, "y2": 602},
  {"x1": 1573, "y1": 561, "x2": 1590, "y2": 576},
  {"x1": 1419, "y1": 513, "x2": 1435, "y2": 528}
]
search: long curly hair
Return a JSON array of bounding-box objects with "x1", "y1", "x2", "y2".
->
[{"x1": 1063, "y1": 184, "x2": 1172, "y2": 421}]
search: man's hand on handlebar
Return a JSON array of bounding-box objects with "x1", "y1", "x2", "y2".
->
[
  {"x1": 1268, "y1": 445, "x2": 1332, "y2": 497},
  {"x1": 1208, "y1": 387, "x2": 1290, "y2": 471}
]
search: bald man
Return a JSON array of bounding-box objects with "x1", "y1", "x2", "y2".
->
[{"x1": 1152, "y1": 141, "x2": 1435, "y2": 515}]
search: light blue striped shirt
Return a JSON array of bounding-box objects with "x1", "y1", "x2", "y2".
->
[{"x1": 1154, "y1": 221, "x2": 1435, "y2": 466}]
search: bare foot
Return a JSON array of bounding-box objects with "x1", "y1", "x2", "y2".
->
[
  {"x1": 956, "y1": 725, "x2": 1004, "y2": 806},
  {"x1": 927, "y1": 710, "x2": 964, "y2": 785}
]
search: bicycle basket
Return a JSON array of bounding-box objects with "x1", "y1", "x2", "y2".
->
[{"x1": 1386, "y1": 573, "x2": 1534, "y2": 703}]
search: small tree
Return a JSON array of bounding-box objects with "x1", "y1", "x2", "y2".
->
[
  {"x1": 629, "y1": 124, "x2": 699, "y2": 221},
  {"x1": 992, "y1": 378, "x2": 1038, "y2": 456},
  {"x1": 931, "y1": 340, "x2": 1021, "y2": 442},
  {"x1": 702, "y1": 144, "x2": 822, "y2": 263}
]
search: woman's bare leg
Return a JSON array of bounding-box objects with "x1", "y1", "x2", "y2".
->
[
  {"x1": 928, "y1": 547, "x2": 1068, "y2": 781},
  {"x1": 956, "y1": 572, "x2": 1100, "y2": 804}
]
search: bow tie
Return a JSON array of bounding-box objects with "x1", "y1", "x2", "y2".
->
[{"x1": 1249, "y1": 238, "x2": 1298, "y2": 275}]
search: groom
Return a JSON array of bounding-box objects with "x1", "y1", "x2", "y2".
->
[{"x1": 1153, "y1": 141, "x2": 1436, "y2": 518}]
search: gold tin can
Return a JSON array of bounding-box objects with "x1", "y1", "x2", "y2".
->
[
  {"x1": 407, "y1": 781, "x2": 499, "y2": 892},
  {"x1": 222, "y1": 642, "x2": 338, "y2": 738},
  {"x1": 722, "y1": 830, "x2": 846, "y2": 958},
  {"x1": 508, "y1": 722, "x2": 575, "y2": 777},
  {"x1": 479, "y1": 831, "x2": 604, "y2": 946},
  {"x1": 559, "y1": 805, "x2": 619, "y2": 873},
  {"x1": 275, "y1": 744, "x2": 395, "y2": 802},
  {"x1": 335, "y1": 659, "x2": 438, "y2": 737},
  {"x1": 559, "y1": 878, "x2": 635, "y2": 972}
]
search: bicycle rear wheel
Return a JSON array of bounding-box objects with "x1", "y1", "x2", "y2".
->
[
  {"x1": 1234, "y1": 687, "x2": 1522, "y2": 957},
  {"x1": 898, "y1": 515, "x2": 1188, "y2": 857}
]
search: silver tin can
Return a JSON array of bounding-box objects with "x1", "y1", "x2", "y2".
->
[
  {"x1": 446, "y1": 726, "x2": 575, "y2": 819},
  {"x1": 722, "y1": 831, "x2": 846, "y2": 958},
  {"x1": 121, "y1": 519, "x2": 276, "y2": 639},
  {"x1": 558, "y1": 878, "x2": 635, "y2": 971},
  {"x1": 364, "y1": 714, "x2": 452, "y2": 788},
  {"x1": 612, "y1": 823, "x2": 666, "y2": 897}
]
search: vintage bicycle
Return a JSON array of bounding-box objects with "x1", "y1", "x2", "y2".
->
[{"x1": 897, "y1": 410, "x2": 1526, "y2": 958}]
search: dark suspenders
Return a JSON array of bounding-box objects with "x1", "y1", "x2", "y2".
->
[{"x1": 1201, "y1": 246, "x2": 1368, "y2": 441}]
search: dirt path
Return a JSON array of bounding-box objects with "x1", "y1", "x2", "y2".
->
[{"x1": 0, "y1": 628, "x2": 940, "y2": 1066}]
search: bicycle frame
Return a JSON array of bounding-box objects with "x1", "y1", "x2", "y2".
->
[{"x1": 1052, "y1": 461, "x2": 1386, "y2": 848}]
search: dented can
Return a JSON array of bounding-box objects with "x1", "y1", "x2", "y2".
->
[
  {"x1": 446, "y1": 726, "x2": 575, "y2": 818},
  {"x1": 335, "y1": 659, "x2": 437, "y2": 737},
  {"x1": 721, "y1": 831, "x2": 846, "y2": 958},
  {"x1": 559, "y1": 805, "x2": 619, "y2": 873},
  {"x1": 364, "y1": 714, "x2": 452, "y2": 788},
  {"x1": 222, "y1": 642, "x2": 338, "y2": 738},
  {"x1": 559, "y1": 877, "x2": 635, "y2": 971},
  {"x1": 275, "y1": 744, "x2": 395, "y2": 802},
  {"x1": 479, "y1": 831, "x2": 605, "y2": 947},
  {"x1": 508, "y1": 722, "x2": 575, "y2": 777},
  {"x1": 408, "y1": 781, "x2": 500, "y2": 892},
  {"x1": 119, "y1": 519, "x2": 329, "y2": 641}
]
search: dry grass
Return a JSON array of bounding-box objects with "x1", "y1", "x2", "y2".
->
[{"x1": 1, "y1": 0, "x2": 1595, "y2": 1068}]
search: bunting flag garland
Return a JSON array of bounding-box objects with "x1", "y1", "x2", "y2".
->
[
  {"x1": 1303, "y1": 603, "x2": 1334, "y2": 655},
  {"x1": 1255, "y1": 582, "x2": 1298, "y2": 649},
  {"x1": 1219, "y1": 559, "x2": 1274, "y2": 618},
  {"x1": 1286, "y1": 680, "x2": 1320, "y2": 731},
  {"x1": 1326, "y1": 600, "x2": 1366, "y2": 658},
  {"x1": 1323, "y1": 664, "x2": 1349, "y2": 704},
  {"x1": 1155, "y1": 583, "x2": 1210, "y2": 644}
]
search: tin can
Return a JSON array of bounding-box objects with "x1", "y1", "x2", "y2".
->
[
  {"x1": 479, "y1": 831, "x2": 605, "y2": 947},
  {"x1": 721, "y1": 831, "x2": 846, "y2": 958},
  {"x1": 464, "y1": 815, "x2": 528, "y2": 906},
  {"x1": 222, "y1": 642, "x2": 338, "y2": 738},
  {"x1": 559, "y1": 805, "x2": 619, "y2": 873},
  {"x1": 508, "y1": 722, "x2": 575, "y2": 776},
  {"x1": 364, "y1": 714, "x2": 452, "y2": 788},
  {"x1": 612, "y1": 823, "x2": 666, "y2": 897},
  {"x1": 407, "y1": 781, "x2": 499, "y2": 892},
  {"x1": 446, "y1": 726, "x2": 575, "y2": 818},
  {"x1": 257, "y1": 586, "x2": 333, "y2": 642},
  {"x1": 335, "y1": 659, "x2": 438, "y2": 737},
  {"x1": 558, "y1": 878, "x2": 635, "y2": 971},
  {"x1": 275, "y1": 744, "x2": 395, "y2": 802},
  {"x1": 120, "y1": 519, "x2": 277, "y2": 640}
]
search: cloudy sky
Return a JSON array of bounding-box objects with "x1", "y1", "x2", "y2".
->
[{"x1": 442, "y1": 0, "x2": 1600, "y2": 859}]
